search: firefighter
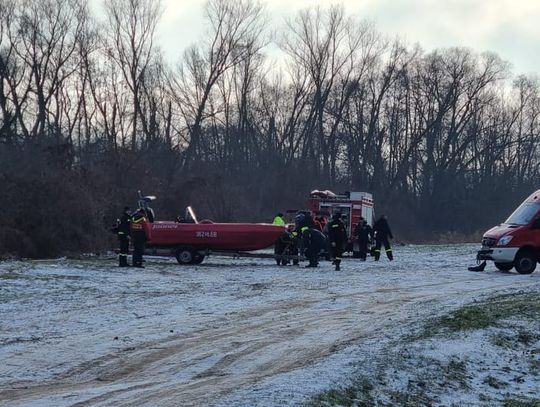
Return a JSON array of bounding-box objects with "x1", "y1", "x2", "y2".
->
[
  {"x1": 373, "y1": 215, "x2": 393, "y2": 261},
  {"x1": 291, "y1": 212, "x2": 325, "y2": 267},
  {"x1": 130, "y1": 208, "x2": 148, "y2": 268},
  {"x1": 117, "y1": 206, "x2": 131, "y2": 267},
  {"x1": 302, "y1": 227, "x2": 327, "y2": 268},
  {"x1": 327, "y1": 213, "x2": 348, "y2": 270},
  {"x1": 274, "y1": 231, "x2": 298, "y2": 266},
  {"x1": 272, "y1": 212, "x2": 285, "y2": 225},
  {"x1": 354, "y1": 217, "x2": 373, "y2": 261}
]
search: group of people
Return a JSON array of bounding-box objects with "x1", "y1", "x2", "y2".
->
[
  {"x1": 273, "y1": 212, "x2": 394, "y2": 270},
  {"x1": 113, "y1": 206, "x2": 151, "y2": 267},
  {"x1": 354, "y1": 215, "x2": 394, "y2": 261}
]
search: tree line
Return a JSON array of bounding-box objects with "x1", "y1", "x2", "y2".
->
[{"x1": 1, "y1": 0, "x2": 539, "y2": 257}]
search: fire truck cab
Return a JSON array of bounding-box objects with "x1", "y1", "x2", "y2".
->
[{"x1": 306, "y1": 190, "x2": 374, "y2": 256}]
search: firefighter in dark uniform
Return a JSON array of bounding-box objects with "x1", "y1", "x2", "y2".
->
[
  {"x1": 354, "y1": 217, "x2": 373, "y2": 261},
  {"x1": 302, "y1": 227, "x2": 327, "y2": 268},
  {"x1": 274, "y1": 231, "x2": 298, "y2": 266},
  {"x1": 130, "y1": 209, "x2": 148, "y2": 268},
  {"x1": 327, "y1": 213, "x2": 348, "y2": 270},
  {"x1": 373, "y1": 215, "x2": 393, "y2": 261},
  {"x1": 291, "y1": 212, "x2": 325, "y2": 268},
  {"x1": 117, "y1": 206, "x2": 131, "y2": 267}
]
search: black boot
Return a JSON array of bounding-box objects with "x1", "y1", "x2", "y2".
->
[
  {"x1": 119, "y1": 255, "x2": 129, "y2": 267},
  {"x1": 468, "y1": 261, "x2": 486, "y2": 272}
]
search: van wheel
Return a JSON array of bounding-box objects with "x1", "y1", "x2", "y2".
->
[
  {"x1": 514, "y1": 251, "x2": 537, "y2": 274},
  {"x1": 175, "y1": 247, "x2": 194, "y2": 265},
  {"x1": 494, "y1": 262, "x2": 514, "y2": 271}
]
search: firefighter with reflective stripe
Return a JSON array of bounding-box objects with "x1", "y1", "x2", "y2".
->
[
  {"x1": 130, "y1": 209, "x2": 148, "y2": 268},
  {"x1": 373, "y1": 215, "x2": 393, "y2": 261},
  {"x1": 274, "y1": 230, "x2": 299, "y2": 266},
  {"x1": 272, "y1": 213, "x2": 285, "y2": 225},
  {"x1": 327, "y1": 213, "x2": 348, "y2": 270},
  {"x1": 117, "y1": 206, "x2": 131, "y2": 267},
  {"x1": 291, "y1": 212, "x2": 325, "y2": 267}
]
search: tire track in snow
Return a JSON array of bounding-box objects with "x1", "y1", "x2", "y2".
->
[{"x1": 1, "y1": 267, "x2": 536, "y2": 407}]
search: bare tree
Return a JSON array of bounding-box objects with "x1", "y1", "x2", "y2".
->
[
  {"x1": 169, "y1": 0, "x2": 266, "y2": 168},
  {"x1": 281, "y1": 5, "x2": 381, "y2": 183},
  {"x1": 8, "y1": 0, "x2": 89, "y2": 141},
  {"x1": 104, "y1": 0, "x2": 162, "y2": 148}
]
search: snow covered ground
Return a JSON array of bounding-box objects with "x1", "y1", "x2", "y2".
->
[{"x1": 0, "y1": 244, "x2": 539, "y2": 406}]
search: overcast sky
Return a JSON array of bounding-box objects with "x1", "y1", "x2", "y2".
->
[{"x1": 98, "y1": 0, "x2": 540, "y2": 76}]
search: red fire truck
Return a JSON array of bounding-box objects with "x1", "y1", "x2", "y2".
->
[{"x1": 306, "y1": 189, "x2": 374, "y2": 256}]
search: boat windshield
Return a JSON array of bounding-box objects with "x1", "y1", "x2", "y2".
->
[
  {"x1": 185, "y1": 206, "x2": 199, "y2": 224},
  {"x1": 504, "y1": 202, "x2": 540, "y2": 225}
]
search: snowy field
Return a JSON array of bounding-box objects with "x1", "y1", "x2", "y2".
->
[{"x1": 0, "y1": 244, "x2": 539, "y2": 406}]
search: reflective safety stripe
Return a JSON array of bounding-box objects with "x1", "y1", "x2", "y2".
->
[
  {"x1": 132, "y1": 216, "x2": 146, "y2": 223},
  {"x1": 332, "y1": 224, "x2": 339, "y2": 228},
  {"x1": 301, "y1": 226, "x2": 308, "y2": 232},
  {"x1": 374, "y1": 249, "x2": 381, "y2": 253},
  {"x1": 386, "y1": 249, "x2": 393, "y2": 252},
  {"x1": 119, "y1": 254, "x2": 128, "y2": 257},
  {"x1": 118, "y1": 232, "x2": 125, "y2": 235}
]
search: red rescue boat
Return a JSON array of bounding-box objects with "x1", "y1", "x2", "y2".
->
[
  {"x1": 136, "y1": 196, "x2": 287, "y2": 264},
  {"x1": 148, "y1": 221, "x2": 286, "y2": 252}
]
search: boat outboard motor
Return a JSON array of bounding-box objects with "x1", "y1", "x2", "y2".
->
[{"x1": 136, "y1": 191, "x2": 156, "y2": 222}]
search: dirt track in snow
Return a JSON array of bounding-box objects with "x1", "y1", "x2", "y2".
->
[{"x1": 0, "y1": 244, "x2": 538, "y2": 406}]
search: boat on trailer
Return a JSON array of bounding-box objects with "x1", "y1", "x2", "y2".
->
[
  {"x1": 148, "y1": 220, "x2": 287, "y2": 264},
  {"x1": 136, "y1": 195, "x2": 288, "y2": 265}
]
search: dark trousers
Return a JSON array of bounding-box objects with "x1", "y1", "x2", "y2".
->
[
  {"x1": 358, "y1": 240, "x2": 369, "y2": 260},
  {"x1": 330, "y1": 243, "x2": 344, "y2": 268},
  {"x1": 132, "y1": 232, "x2": 146, "y2": 267},
  {"x1": 118, "y1": 235, "x2": 130, "y2": 266},
  {"x1": 374, "y1": 237, "x2": 393, "y2": 260},
  {"x1": 305, "y1": 247, "x2": 320, "y2": 266}
]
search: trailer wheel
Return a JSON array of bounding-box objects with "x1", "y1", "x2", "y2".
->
[
  {"x1": 494, "y1": 262, "x2": 513, "y2": 271},
  {"x1": 192, "y1": 254, "x2": 205, "y2": 265},
  {"x1": 175, "y1": 248, "x2": 195, "y2": 265},
  {"x1": 514, "y1": 251, "x2": 537, "y2": 274}
]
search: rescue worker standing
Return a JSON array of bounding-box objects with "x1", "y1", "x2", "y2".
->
[
  {"x1": 354, "y1": 217, "x2": 373, "y2": 261},
  {"x1": 292, "y1": 213, "x2": 326, "y2": 268},
  {"x1": 327, "y1": 213, "x2": 348, "y2": 270},
  {"x1": 272, "y1": 213, "x2": 285, "y2": 225},
  {"x1": 373, "y1": 215, "x2": 393, "y2": 261},
  {"x1": 130, "y1": 208, "x2": 149, "y2": 268},
  {"x1": 117, "y1": 206, "x2": 131, "y2": 267}
]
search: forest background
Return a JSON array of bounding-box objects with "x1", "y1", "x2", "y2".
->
[{"x1": 1, "y1": 0, "x2": 538, "y2": 257}]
